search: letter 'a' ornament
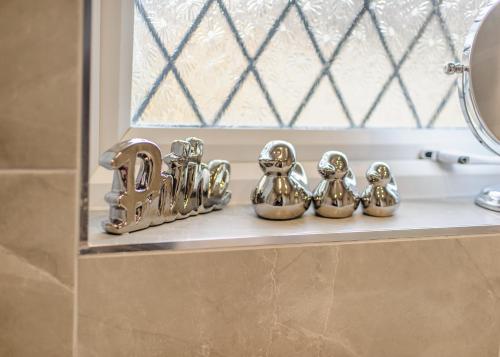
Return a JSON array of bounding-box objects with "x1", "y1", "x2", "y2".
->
[{"x1": 100, "y1": 138, "x2": 231, "y2": 234}]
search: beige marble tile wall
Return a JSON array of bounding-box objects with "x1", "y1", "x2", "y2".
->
[
  {"x1": 0, "y1": 0, "x2": 83, "y2": 355},
  {"x1": 79, "y1": 234, "x2": 500, "y2": 357}
]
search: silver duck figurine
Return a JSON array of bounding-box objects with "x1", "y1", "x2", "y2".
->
[
  {"x1": 251, "y1": 140, "x2": 312, "y2": 220},
  {"x1": 361, "y1": 162, "x2": 400, "y2": 217},
  {"x1": 313, "y1": 151, "x2": 360, "y2": 218}
]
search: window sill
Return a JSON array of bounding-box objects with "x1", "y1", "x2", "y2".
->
[{"x1": 82, "y1": 197, "x2": 500, "y2": 255}]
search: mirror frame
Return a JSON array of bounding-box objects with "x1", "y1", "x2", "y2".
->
[{"x1": 459, "y1": 0, "x2": 500, "y2": 156}]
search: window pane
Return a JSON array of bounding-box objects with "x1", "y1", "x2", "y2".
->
[{"x1": 131, "y1": 0, "x2": 488, "y2": 128}]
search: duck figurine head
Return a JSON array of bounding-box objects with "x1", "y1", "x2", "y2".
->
[
  {"x1": 365, "y1": 162, "x2": 393, "y2": 186},
  {"x1": 258, "y1": 140, "x2": 296, "y2": 175},
  {"x1": 318, "y1": 151, "x2": 349, "y2": 180}
]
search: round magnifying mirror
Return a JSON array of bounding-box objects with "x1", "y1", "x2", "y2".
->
[{"x1": 445, "y1": 0, "x2": 500, "y2": 212}]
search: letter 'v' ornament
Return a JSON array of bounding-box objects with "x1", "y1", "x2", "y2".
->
[{"x1": 100, "y1": 137, "x2": 231, "y2": 234}]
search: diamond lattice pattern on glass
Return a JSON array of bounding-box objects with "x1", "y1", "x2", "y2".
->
[{"x1": 131, "y1": 0, "x2": 488, "y2": 128}]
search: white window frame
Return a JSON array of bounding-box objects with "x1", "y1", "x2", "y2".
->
[{"x1": 89, "y1": 0, "x2": 500, "y2": 209}]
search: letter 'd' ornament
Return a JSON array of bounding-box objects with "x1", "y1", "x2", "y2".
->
[{"x1": 100, "y1": 138, "x2": 231, "y2": 234}]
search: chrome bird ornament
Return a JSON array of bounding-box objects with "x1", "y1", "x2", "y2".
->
[
  {"x1": 100, "y1": 137, "x2": 231, "y2": 234},
  {"x1": 361, "y1": 162, "x2": 400, "y2": 217},
  {"x1": 313, "y1": 151, "x2": 360, "y2": 218},
  {"x1": 251, "y1": 140, "x2": 312, "y2": 220}
]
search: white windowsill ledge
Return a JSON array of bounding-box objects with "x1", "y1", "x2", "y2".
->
[{"x1": 82, "y1": 197, "x2": 500, "y2": 254}]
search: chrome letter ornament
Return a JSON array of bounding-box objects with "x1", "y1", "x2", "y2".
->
[
  {"x1": 313, "y1": 151, "x2": 360, "y2": 218},
  {"x1": 251, "y1": 140, "x2": 312, "y2": 220},
  {"x1": 361, "y1": 162, "x2": 400, "y2": 217},
  {"x1": 100, "y1": 137, "x2": 231, "y2": 234}
]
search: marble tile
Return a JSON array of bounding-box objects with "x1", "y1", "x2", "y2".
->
[
  {"x1": 79, "y1": 250, "x2": 277, "y2": 356},
  {"x1": 0, "y1": 244, "x2": 73, "y2": 356},
  {"x1": 78, "y1": 235, "x2": 500, "y2": 357},
  {"x1": 317, "y1": 238, "x2": 500, "y2": 357},
  {"x1": 0, "y1": 172, "x2": 77, "y2": 287},
  {"x1": 0, "y1": 0, "x2": 81, "y2": 169},
  {"x1": 460, "y1": 236, "x2": 500, "y2": 298}
]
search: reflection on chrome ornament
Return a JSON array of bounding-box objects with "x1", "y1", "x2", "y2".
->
[
  {"x1": 313, "y1": 151, "x2": 360, "y2": 218},
  {"x1": 251, "y1": 140, "x2": 312, "y2": 220},
  {"x1": 361, "y1": 162, "x2": 400, "y2": 217},
  {"x1": 100, "y1": 137, "x2": 231, "y2": 234}
]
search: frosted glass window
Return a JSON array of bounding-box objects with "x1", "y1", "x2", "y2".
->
[{"x1": 130, "y1": 0, "x2": 488, "y2": 128}]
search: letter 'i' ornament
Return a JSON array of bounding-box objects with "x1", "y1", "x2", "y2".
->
[{"x1": 100, "y1": 138, "x2": 231, "y2": 234}]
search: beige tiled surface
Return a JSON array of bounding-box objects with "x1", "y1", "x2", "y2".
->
[
  {"x1": 0, "y1": 172, "x2": 77, "y2": 286},
  {"x1": 0, "y1": 245, "x2": 73, "y2": 356},
  {"x1": 79, "y1": 234, "x2": 500, "y2": 357},
  {"x1": 0, "y1": 0, "x2": 81, "y2": 169},
  {"x1": 0, "y1": 0, "x2": 83, "y2": 355}
]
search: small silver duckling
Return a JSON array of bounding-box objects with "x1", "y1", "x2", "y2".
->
[
  {"x1": 251, "y1": 140, "x2": 312, "y2": 220},
  {"x1": 361, "y1": 162, "x2": 400, "y2": 217},
  {"x1": 313, "y1": 151, "x2": 360, "y2": 218}
]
